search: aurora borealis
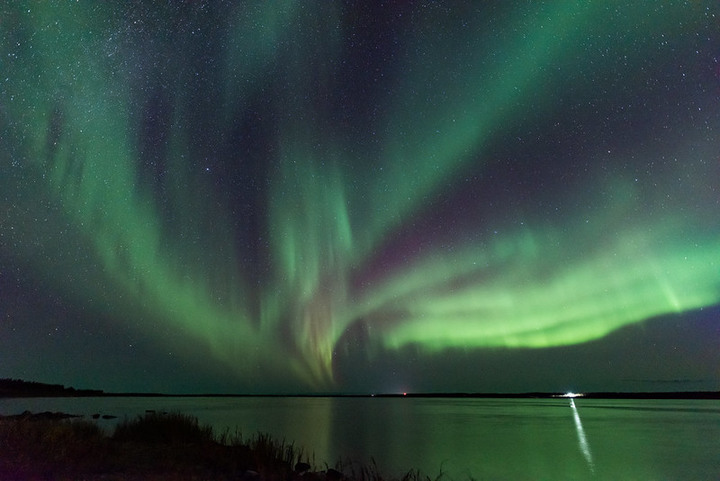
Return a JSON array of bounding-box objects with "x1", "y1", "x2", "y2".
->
[{"x1": 1, "y1": 2, "x2": 719, "y2": 393}]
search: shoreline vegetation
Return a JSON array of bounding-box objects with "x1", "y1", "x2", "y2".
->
[
  {"x1": 2, "y1": 378, "x2": 719, "y2": 399},
  {"x1": 1, "y1": 410, "x2": 403, "y2": 481}
]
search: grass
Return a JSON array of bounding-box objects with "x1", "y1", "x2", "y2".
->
[
  {"x1": 113, "y1": 411, "x2": 215, "y2": 445},
  {"x1": 0, "y1": 416, "x2": 108, "y2": 478},
  {"x1": 0, "y1": 411, "x2": 446, "y2": 481}
]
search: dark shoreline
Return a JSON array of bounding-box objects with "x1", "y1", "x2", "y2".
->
[
  {"x1": 0, "y1": 411, "x2": 336, "y2": 480},
  {"x1": 97, "y1": 391, "x2": 720, "y2": 399},
  {"x1": 2, "y1": 377, "x2": 718, "y2": 399}
]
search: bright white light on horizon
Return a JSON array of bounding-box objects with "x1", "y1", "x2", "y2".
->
[{"x1": 561, "y1": 392, "x2": 584, "y2": 398}]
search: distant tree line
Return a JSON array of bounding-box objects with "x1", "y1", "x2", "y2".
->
[{"x1": 0, "y1": 378, "x2": 104, "y2": 397}]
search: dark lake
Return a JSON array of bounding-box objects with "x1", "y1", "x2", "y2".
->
[{"x1": 2, "y1": 396, "x2": 718, "y2": 480}]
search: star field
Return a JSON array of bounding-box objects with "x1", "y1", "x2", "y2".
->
[{"x1": 1, "y1": 2, "x2": 718, "y2": 393}]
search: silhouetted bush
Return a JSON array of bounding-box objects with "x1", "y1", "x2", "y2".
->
[{"x1": 113, "y1": 411, "x2": 214, "y2": 445}]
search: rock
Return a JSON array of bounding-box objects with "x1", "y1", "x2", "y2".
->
[
  {"x1": 295, "y1": 462, "x2": 312, "y2": 474},
  {"x1": 325, "y1": 468, "x2": 343, "y2": 481},
  {"x1": 241, "y1": 469, "x2": 261, "y2": 480}
]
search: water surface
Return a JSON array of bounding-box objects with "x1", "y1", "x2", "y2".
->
[{"x1": 1, "y1": 397, "x2": 718, "y2": 480}]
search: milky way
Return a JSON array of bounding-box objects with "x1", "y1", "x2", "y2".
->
[{"x1": 1, "y1": 2, "x2": 718, "y2": 392}]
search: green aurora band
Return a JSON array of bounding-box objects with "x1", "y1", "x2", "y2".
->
[{"x1": 1, "y1": 2, "x2": 718, "y2": 389}]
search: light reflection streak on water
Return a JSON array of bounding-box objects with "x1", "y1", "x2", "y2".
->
[{"x1": 570, "y1": 398, "x2": 594, "y2": 473}]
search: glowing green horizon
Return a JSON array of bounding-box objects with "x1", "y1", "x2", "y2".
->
[{"x1": 1, "y1": 2, "x2": 717, "y2": 389}]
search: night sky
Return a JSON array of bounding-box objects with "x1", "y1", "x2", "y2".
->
[{"x1": 1, "y1": 2, "x2": 719, "y2": 394}]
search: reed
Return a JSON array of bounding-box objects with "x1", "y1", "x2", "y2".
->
[{"x1": 113, "y1": 411, "x2": 214, "y2": 445}]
